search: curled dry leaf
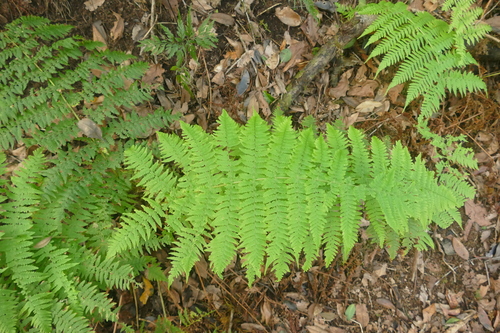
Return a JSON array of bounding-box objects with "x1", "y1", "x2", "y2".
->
[
  {"x1": 78, "y1": 118, "x2": 103, "y2": 140},
  {"x1": 376, "y1": 298, "x2": 396, "y2": 310},
  {"x1": 275, "y1": 7, "x2": 302, "y2": 27},
  {"x1": 451, "y1": 237, "x2": 469, "y2": 260},
  {"x1": 210, "y1": 13, "x2": 234, "y2": 26},
  {"x1": 110, "y1": 12, "x2": 124, "y2": 41},
  {"x1": 477, "y1": 306, "x2": 494, "y2": 331},
  {"x1": 237, "y1": 69, "x2": 250, "y2": 96}
]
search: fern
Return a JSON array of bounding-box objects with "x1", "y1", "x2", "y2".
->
[
  {"x1": 0, "y1": 16, "x2": 177, "y2": 332},
  {"x1": 357, "y1": 0, "x2": 490, "y2": 118},
  {"x1": 111, "y1": 110, "x2": 474, "y2": 284}
]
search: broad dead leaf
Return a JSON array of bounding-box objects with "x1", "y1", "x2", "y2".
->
[
  {"x1": 225, "y1": 37, "x2": 244, "y2": 59},
  {"x1": 465, "y1": 200, "x2": 491, "y2": 227},
  {"x1": 477, "y1": 306, "x2": 494, "y2": 331},
  {"x1": 139, "y1": 277, "x2": 154, "y2": 305},
  {"x1": 275, "y1": 7, "x2": 302, "y2": 27},
  {"x1": 211, "y1": 13, "x2": 234, "y2": 26},
  {"x1": 84, "y1": 0, "x2": 105, "y2": 11},
  {"x1": 328, "y1": 69, "x2": 352, "y2": 98},
  {"x1": 355, "y1": 304, "x2": 369, "y2": 328},
  {"x1": 452, "y1": 237, "x2": 469, "y2": 260},
  {"x1": 355, "y1": 100, "x2": 382, "y2": 113},
  {"x1": 260, "y1": 298, "x2": 272, "y2": 325},
  {"x1": 422, "y1": 303, "x2": 436, "y2": 322},
  {"x1": 110, "y1": 13, "x2": 124, "y2": 41},
  {"x1": 264, "y1": 43, "x2": 280, "y2": 70},
  {"x1": 376, "y1": 298, "x2": 396, "y2": 310},
  {"x1": 142, "y1": 64, "x2": 165, "y2": 85},
  {"x1": 78, "y1": 118, "x2": 103, "y2": 140},
  {"x1": 485, "y1": 16, "x2": 500, "y2": 33},
  {"x1": 161, "y1": 0, "x2": 179, "y2": 20},
  {"x1": 92, "y1": 21, "x2": 107, "y2": 50},
  {"x1": 348, "y1": 80, "x2": 379, "y2": 97}
]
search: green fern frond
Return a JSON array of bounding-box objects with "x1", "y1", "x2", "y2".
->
[
  {"x1": 115, "y1": 111, "x2": 473, "y2": 284},
  {"x1": 358, "y1": 0, "x2": 489, "y2": 117}
]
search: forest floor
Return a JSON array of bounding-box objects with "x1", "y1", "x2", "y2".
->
[{"x1": 2, "y1": 0, "x2": 500, "y2": 332}]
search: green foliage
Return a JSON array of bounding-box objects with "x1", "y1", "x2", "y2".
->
[
  {"x1": 0, "y1": 16, "x2": 176, "y2": 332},
  {"x1": 111, "y1": 111, "x2": 474, "y2": 285},
  {"x1": 140, "y1": 9, "x2": 218, "y2": 67},
  {"x1": 357, "y1": 0, "x2": 490, "y2": 117}
]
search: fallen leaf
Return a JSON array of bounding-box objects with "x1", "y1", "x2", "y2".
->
[
  {"x1": 142, "y1": 64, "x2": 165, "y2": 85},
  {"x1": 225, "y1": 37, "x2": 244, "y2": 60},
  {"x1": 110, "y1": 13, "x2": 124, "y2": 41},
  {"x1": 275, "y1": 7, "x2": 302, "y2": 27},
  {"x1": 33, "y1": 237, "x2": 52, "y2": 249},
  {"x1": 237, "y1": 69, "x2": 250, "y2": 96},
  {"x1": 355, "y1": 304, "x2": 369, "y2": 327},
  {"x1": 240, "y1": 323, "x2": 265, "y2": 331},
  {"x1": 264, "y1": 43, "x2": 280, "y2": 69},
  {"x1": 452, "y1": 237, "x2": 469, "y2": 260},
  {"x1": 211, "y1": 13, "x2": 234, "y2": 26},
  {"x1": 465, "y1": 200, "x2": 491, "y2": 227},
  {"x1": 485, "y1": 16, "x2": 500, "y2": 33},
  {"x1": 477, "y1": 306, "x2": 494, "y2": 331},
  {"x1": 92, "y1": 21, "x2": 107, "y2": 50},
  {"x1": 132, "y1": 24, "x2": 146, "y2": 41},
  {"x1": 355, "y1": 100, "x2": 382, "y2": 113},
  {"x1": 376, "y1": 298, "x2": 396, "y2": 310},
  {"x1": 328, "y1": 69, "x2": 353, "y2": 98},
  {"x1": 161, "y1": 0, "x2": 179, "y2": 20},
  {"x1": 139, "y1": 277, "x2": 154, "y2": 305},
  {"x1": 423, "y1": 303, "x2": 436, "y2": 322},
  {"x1": 348, "y1": 80, "x2": 379, "y2": 97},
  {"x1": 261, "y1": 299, "x2": 272, "y2": 325},
  {"x1": 84, "y1": 0, "x2": 105, "y2": 11},
  {"x1": 78, "y1": 118, "x2": 103, "y2": 140}
]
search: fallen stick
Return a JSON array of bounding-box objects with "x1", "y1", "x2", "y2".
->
[{"x1": 274, "y1": 14, "x2": 375, "y2": 114}]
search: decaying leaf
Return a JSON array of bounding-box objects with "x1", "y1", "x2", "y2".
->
[
  {"x1": 92, "y1": 21, "x2": 107, "y2": 50},
  {"x1": 78, "y1": 118, "x2": 103, "y2": 140},
  {"x1": 275, "y1": 7, "x2": 302, "y2": 27},
  {"x1": 237, "y1": 69, "x2": 250, "y2": 96},
  {"x1": 465, "y1": 200, "x2": 491, "y2": 227},
  {"x1": 211, "y1": 13, "x2": 234, "y2": 26},
  {"x1": 84, "y1": 0, "x2": 106, "y2": 11},
  {"x1": 451, "y1": 237, "x2": 469, "y2": 260},
  {"x1": 33, "y1": 237, "x2": 52, "y2": 249},
  {"x1": 355, "y1": 304, "x2": 369, "y2": 327},
  {"x1": 355, "y1": 100, "x2": 382, "y2": 113},
  {"x1": 139, "y1": 277, "x2": 154, "y2": 305},
  {"x1": 110, "y1": 12, "x2": 124, "y2": 41}
]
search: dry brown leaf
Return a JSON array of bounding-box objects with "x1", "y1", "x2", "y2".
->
[
  {"x1": 485, "y1": 16, "x2": 500, "y2": 33},
  {"x1": 142, "y1": 64, "x2": 165, "y2": 85},
  {"x1": 423, "y1": 303, "x2": 436, "y2": 322},
  {"x1": 240, "y1": 323, "x2": 265, "y2": 331},
  {"x1": 452, "y1": 237, "x2": 469, "y2": 260},
  {"x1": 84, "y1": 0, "x2": 105, "y2": 11},
  {"x1": 132, "y1": 23, "x2": 146, "y2": 41},
  {"x1": 356, "y1": 100, "x2": 382, "y2": 113},
  {"x1": 212, "y1": 71, "x2": 225, "y2": 85},
  {"x1": 33, "y1": 237, "x2": 52, "y2": 249},
  {"x1": 328, "y1": 69, "x2": 352, "y2": 99},
  {"x1": 376, "y1": 298, "x2": 395, "y2": 310},
  {"x1": 139, "y1": 277, "x2": 154, "y2": 305},
  {"x1": 478, "y1": 306, "x2": 494, "y2": 331},
  {"x1": 275, "y1": 7, "x2": 302, "y2": 27},
  {"x1": 387, "y1": 83, "x2": 405, "y2": 104},
  {"x1": 110, "y1": 12, "x2": 124, "y2": 41},
  {"x1": 264, "y1": 43, "x2": 280, "y2": 69},
  {"x1": 77, "y1": 118, "x2": 103, "y2": 140},
  {"x1": 261, "y1": 299, "x2": 272, "y2": 325},
  {"x1": 92, "y1": 21, "x2": 107, "y2": 50},
  {"x1": 355, "y1": 304, "x2": 369, "y2": 328},
  {"x1": 348, "y1": 80, "x2": 379, "y2": 97},
  {"x1": 301, "y1": 14, "x2": 320, "y2": 45},
  {"x1": 282, "y1": 41, "x2": 308, "y2": 72},
  {"x1": 225, "y1": 37, "x2": 244, "y2": 59},
  {"x1": 465, "y1": 200, "x2": 491, "y2": 227},
  {"x1": 161, "y1": 0, "x2": 179, "y2": 20},
  {"x1": 211, "y1": 12, "x2": 234, "y2": 26},
  {"x1": 306, "y1": 326, "x2": 329, "y2": 333}
]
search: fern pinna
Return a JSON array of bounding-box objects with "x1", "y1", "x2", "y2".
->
[{"x1": 110, "y1": 111, "x2": 475, "y2": 285}]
